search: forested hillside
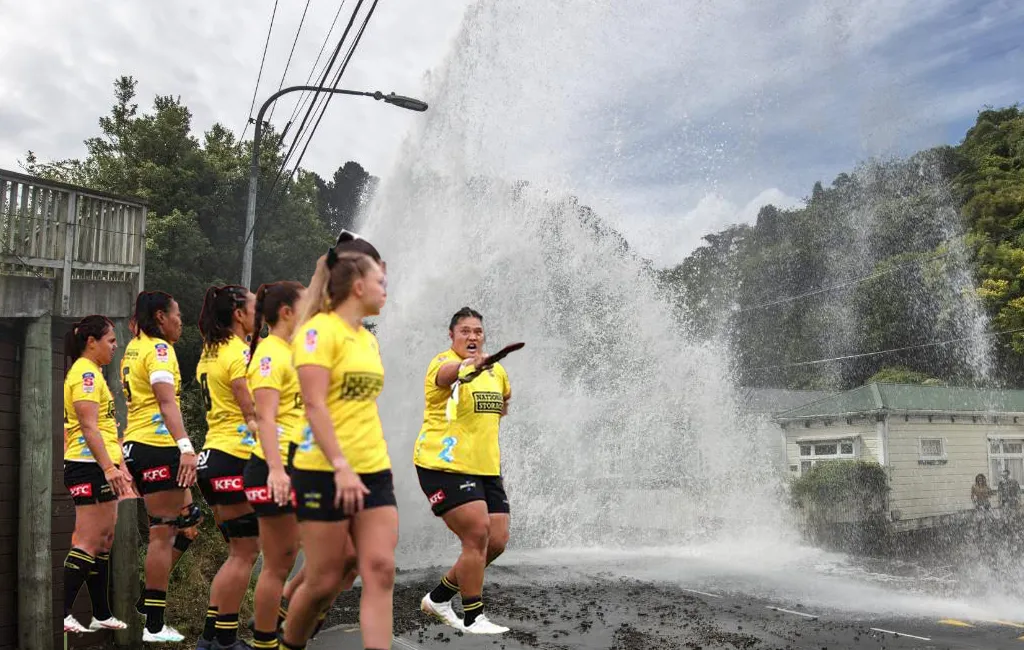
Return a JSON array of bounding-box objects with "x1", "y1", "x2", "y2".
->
[{"x1": 659, "y1": 106, "x2": 1024, "y2": 390}]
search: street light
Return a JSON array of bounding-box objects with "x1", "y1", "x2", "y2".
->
[{"x1": 240, "y1": 85, "x2": 429, "y2": 288}]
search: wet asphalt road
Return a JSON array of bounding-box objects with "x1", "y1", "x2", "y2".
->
[{"x1": 309, "y1": 564, "x2": 1024, "y2": 650}]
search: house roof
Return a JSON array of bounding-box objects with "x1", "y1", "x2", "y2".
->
[
  {"x1": 774, "y1": 383, "x2": 1024, "y2": 420},
  {"x1": 736, "y1": 388, "x2": 833, "y2": 414}
]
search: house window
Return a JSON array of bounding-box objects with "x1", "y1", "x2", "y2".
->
[
  {"x1": 798, "y1": 438, "x2": 857, "y2": 474},
  {"x1": 919, "y1": 438, "x2": 945, "y2": 460},
  {"x1": 989, "y1": 438, "x2": 1024, "y2": 483}
]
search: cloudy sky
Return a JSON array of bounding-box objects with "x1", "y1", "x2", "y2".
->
[{"x1": 1, "y1": 0, "x2": 1021, "y2": 266}]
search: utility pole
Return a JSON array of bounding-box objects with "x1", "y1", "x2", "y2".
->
[{"x1": 240, "y1": 86, "x2": 427, "y2": 289}]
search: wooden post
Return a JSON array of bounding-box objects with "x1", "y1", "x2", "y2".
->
[
  {"x1": 60, "y1": 192, "x2": 77, "y2": 317},
  {"x1": 18, "y1": 316, "x2": 52, "y2": 650},
  {"x1": 107, "y1": 318, "x2": 143, "y2": 648}
]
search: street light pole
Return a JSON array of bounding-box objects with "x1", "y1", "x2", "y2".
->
[{"x1": 240, "y1": 85, "x2": 428, "y2": 289}]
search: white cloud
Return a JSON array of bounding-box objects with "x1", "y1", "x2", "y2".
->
[
  {"x1": 0, "y1": 0, "x2": 472, "y2": 176},
  {"x1": 597, "y1": 187, "x2": 804, "y2": 267}
]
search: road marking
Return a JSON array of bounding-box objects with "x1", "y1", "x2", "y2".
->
[
  {"x1": 938, "y1": 619, "x2": 975, "y2": 628},
  {"x1": 682, "y1": 588, "x2": 723, "y2": 599},
  {"x1": 394, "y1": 637, "x2": 423, "y2": 650},
  {"x1": 871, "y1": 627, "x2": 932, "y2": 641},
  {"x1": 765, "y1": 606, "x2": 819, "y2": 620}
]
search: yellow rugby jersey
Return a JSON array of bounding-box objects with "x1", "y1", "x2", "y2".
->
[
  {"x1": 122, "y1": 333, "x2": 181, "y2": 447},
  {"x1": 291, "y1": 312, "x2": 389, "y2": 474},
  {"x1": 197, "y1": 335, "x2": 255, "y2": 459},
  {"x1": 414, "y1": 349, "x2": 510, "y2": 476},
  {"x1": 248, "y1": 334, "x2": 305, "y2": 461},
  {"x1": 64, "y1": 357, "x2": 121, "y2": 464}
]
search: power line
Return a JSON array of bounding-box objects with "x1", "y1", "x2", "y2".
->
[
  {"x1": 283, "y1": 1, "x2": 348, "y2": 135},
  {"x1": 287, "y1": 0, "x2": 380, "y2": 181},
  {"x1": 266, "y1": 0, "x2": 313, "y2": 126},
  {"x1": 240, "y1": 0, "x2": 281, "y2": 144},
  {"x1": 736, "y1": 250, "x2": 955, "y2": 313},
  {"x1": 263, "y1": 0, "x2": 366, "y2": 203},
  {"x1": 240, "y1": 0, "x2": 377, "y2": 256},
  {"x1": 746, "y1": 326, "x2": 1024, "y2": 373},
  {"x1": 735, "y1": 223, "x2": 1024, "y2": 315}
]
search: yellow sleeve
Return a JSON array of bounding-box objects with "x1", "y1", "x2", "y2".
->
[
  {"x1": 293, "y1": 319, "x2": 335, "y2": 369},
  {"x1": 68, "y1": 367, "x2": 101, "y2": 405},
  {"x1": 424, "y1": 353, "x2": 451, "y2": 403},
  {"x1": 499, "y1": 364, "x2": 511, "y2": 398},
  {"x1": 249, "y1": 347, "x2": 283, "y2": 393},
  {"x1": 227, "y1": 342, "x2": 249, "y2": 382},
  {"x1": 143, "y1": 340, "x2": 175, "y2": 379}
]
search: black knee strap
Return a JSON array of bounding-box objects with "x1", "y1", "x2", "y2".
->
[
  {"x1": 219, "y1": 512, "x2": 259, "y2": 540},
  {"x1": 176, "y1": 503, "x2": 203, "y2": 528},
  {"x1": 149, "y1": 513, "x2": 179, "y2": 528},
  {"x1": 173, "y1": 532, "x2": 194, "y2": 553}
]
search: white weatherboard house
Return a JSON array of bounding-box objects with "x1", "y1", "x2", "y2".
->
[{"x1": 774, "y1": 383, "x2": 1024, "y2": 531}]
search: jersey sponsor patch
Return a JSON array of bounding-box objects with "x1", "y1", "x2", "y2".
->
[
  {"x1": 82, "y1": 372, "x2": 96, "y2": 393},
  {"x1": 154, "y1": 343, "x2": 169, "y2": 362},
  {"x1": 141, "y1": 465, "x2": 172, "y2": 482},
  {"x1": 68, "y1": 482, "x2": 93, "y2": 498},
  {"x1": 211, "y1": 475, "x2": 245, "y2": 492},
  {"x1": 340, "y1": 371, "x2": 384, "y2": 401},
  {"x1": 259, "y1": 356, "x2": 272, "y2": 377},
  {"x1": 304, "y1": 329, "x2": 318, "y2": 352},
  {"x1": 472, "y1": 391, "x2": 505, "y2": 414},
  {"x1": 245, "y1": 485, "x2": 272, "y2": 504}
]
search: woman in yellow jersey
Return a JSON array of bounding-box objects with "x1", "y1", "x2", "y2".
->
[
  {"x1": 193, "y1": 284, "x2": 259, "y2": 650},
  {"x1": 61, "y1": 315, "x2": 132, "y2": 634},
  {"x1": 280, "y1": 251, "x2": 394, "y2": 650},
  {"x1": 122, "y1": 291, "x2": 198, "y2": 643},
  {"x1": 416, "y1": 307, "x2": 513, "y2": 635},
  {"x1": 240, "y1": 280, "x2": 305, "y2": 650}
]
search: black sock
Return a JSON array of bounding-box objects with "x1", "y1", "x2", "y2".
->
[
  {"x1": 215, "y1": 612, "x2": 240, "y2": 646},
  {"x1": 429, "y1": 575, "x2": 459, "y2": 603},
  {"x1": 63, "y1": 548, "x2": 95, "y2": 617},
  {"x1": 310, "y1": 608, "x2": 328, "y2": 638},
  {"x1": 252, "y1": 628, "x2": 278, "y2": 649},
  {"x1": 85, "y1": 552, "x2": 112, "y2": 620},
  {"x1": 202, "y1": 606, "x2": 219, "y2": 641},
  {"x1": 462, "y1": 596, "x2": 484, "y2": 627},
  {"x1": 142, "y1": 589, "x2": 167, "y2": 633}
]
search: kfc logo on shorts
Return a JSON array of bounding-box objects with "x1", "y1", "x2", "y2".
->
[
  {"x1": 245, "y1": 486, "x2": 272, "y2": 504},
  {"x1": 154, "y1": 343, "x2": 169, "y2": 362},
  {"x1": 305, "y1": 329, "x2": 318, "y2": 352},
  {"x1": 259, "y1": 356, "x2": 272, "y2": 377},
  {"x1": 82, "y1": 372, "x2": 95, "y2": 394},
  {"x1": 428, "y1": 489, "x2": 446, "y2": 505},
  {"x1": 212, "y1": 476, "x2": 245, "y2": 492},
  {"x1": 142, "y1": 466, "x2": 172, "y2": 482},
  {"x1": 68, "y1": 483, "x2": 93, "y2": 498}
]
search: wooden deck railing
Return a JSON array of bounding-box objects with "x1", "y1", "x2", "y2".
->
[{"x1": 0, "y1": 169, "x2": 147, "y2": 311}]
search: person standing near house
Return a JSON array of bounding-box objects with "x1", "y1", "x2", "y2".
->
[
  {"x1": 415, "y1": 307, "x2": 513, "y2": 635},
  {"x1": 998, "y1": 469, "x2": 1021, "y2": 511},
  {"x1": 62, "y1": 315, "x2": 132, "y2": 634},
  {"x1": 971, "y1": 473, "x2": 994, "y2": 511}
]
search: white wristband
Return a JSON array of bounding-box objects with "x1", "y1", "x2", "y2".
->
[{"x1": 177, "y1": 438, "x2": 195, "y2": 454}]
